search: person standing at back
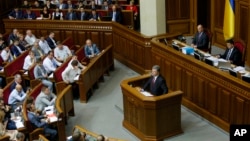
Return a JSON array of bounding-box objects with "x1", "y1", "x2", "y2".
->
[
  {"x1": 191, "y1": 24, "x2": 209, "y2": 50},
  {"x1": 142, "y1": 65, "x2": 168, "y2": 96}
]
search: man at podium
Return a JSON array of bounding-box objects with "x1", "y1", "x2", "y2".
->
[{"x1": 141, "y1": 65, "x2": 168, "y2": 96}]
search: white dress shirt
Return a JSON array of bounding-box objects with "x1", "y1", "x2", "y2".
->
[
  {"x1": 23, "y1": 55, "x2": 35, "y2": 70},
  {"x1": 54, "y1": 45, "x2": 72, "y2": 61},
  {"x1": 8, "y1": 89, "x2": 26, "y2": 105},
  {"x1": 39, "y1": 40, "x2": 51, "y2": 54},
  {"x1": 43, "y1": 56, "x2": 62, "y2": 73},
  {"x1": 62, "y1": 65, "x2": 80, "y2": 83},
  {"x1": 1, "y1": 49, "x2": 13, "y2": 62},
  {"x1": 25, "y1": 35, "x2": 37, "y2": 46}
]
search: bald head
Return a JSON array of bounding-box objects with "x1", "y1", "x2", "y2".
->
[
  {"x1": 86, "y1": 39, "x2": 92, "y2": 47},
  {"x1": 15, "y1": 84, "x2": 22, "y2": 92},
  {"x1": 197, "y1": 24, "x2": 204, "y2": 33}
]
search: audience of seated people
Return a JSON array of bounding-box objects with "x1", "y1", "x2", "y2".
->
[
  {"x1": 43, "y1": 51, "x2": 62, "y2": 74},
  {"x1": 84, "y1": 39, "x2": 100, "y2": 58},
  {"x1": 34, "y1": 58, "x2": 54, "y2": 92},
  {"x1": 35, "y1": 85, "x2": 56, "y2": 112}
]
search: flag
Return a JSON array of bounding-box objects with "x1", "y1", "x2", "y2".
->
[{"x1": 223, "y1": 0, "x2": 235, "y2": 40}]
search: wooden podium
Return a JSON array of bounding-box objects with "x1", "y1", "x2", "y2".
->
[{"x1": 120, "y1": 74, "x2": 183, "y2": 141}]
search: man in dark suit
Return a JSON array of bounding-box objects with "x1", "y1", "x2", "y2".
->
[
  {"x1": 78, "y1": 7, "x2": 89, "y2": 21},
  {"x1": 58, "y1": 0, "x2": 67, "y2": 9},
  {"x1": 46, "y1": 32, "x2": 57, "y2": 49},
  {"x1": 23, "y1": 8, "x2": 37, "y2": 20},
  {"x1": 8, "y1": 29, "x2": 19, "y2": 45},
  {"x1": 8, "y1": 7, "x2": 23, "y2": 19},
  {"x1": 110, "y1": 5, "x2": 122, "y2": 24},
  {"x1": 11, "y1": 40, "x2": 24, "y2": 58},
  {"x1": 142, "y1": 65, "x2": 168, "y2": 96},
  {"x1": 191, "y1": 24, "x2": 209, "y2": 50},
  {"x1": 217, "y1": 39, "x2": 242, "y2": 66},
  {"x1": 65, "y1": 8, "x2": 78, "y2": 20}
]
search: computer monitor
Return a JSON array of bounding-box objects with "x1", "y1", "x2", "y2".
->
[
  {"x1": 229, "y1": 69, "x2": 237, "y2": 77},
  {"x1": 172, "y1": 44, "x2": 181, "y2": 51},
  {"x1": 205, "y1": 58, "x2": 214, "y2": 66},
  {"x1": 194, "y1": 52, "x2": 201, "y2": 60},
  {"x1": 242, "y1": 76, "x2": 250, "y2": 83}
]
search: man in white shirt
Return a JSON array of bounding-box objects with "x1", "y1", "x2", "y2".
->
[
  {"x1": 39, "y1": 36, "x2": 51, "y2": 54},
  {"x1": 54, "y1": 41, "x2": 72, "y2": 62},
  {"x1": 68, "y1": 55, "x2": 85, "y2": 71},
  {"x1": 23, "y1": 50, "x2": 36, "y2": 70},
  {"x1": 8, "y1": 84, "x2": 27, "y2": 109},
  {"x1": 25, "y1": 29, "x2": 37, "y2": 46},
  {"x1": 1, "y1": 45, "x2": 14, "y2": 62},
  {"x1": 43, "y1": 51, "x2": 62, "y2": 74}
]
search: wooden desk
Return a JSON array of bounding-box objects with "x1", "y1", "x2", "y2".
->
[
  {"x1": 150, "y1": 35, "x2": 250, "y2": 132},
  {"x1": 78, "y1": 44, "x2": 114, "y2": 103},
  {"x1": 121, "y1": 74, "x2": 183, "y2": 141}
]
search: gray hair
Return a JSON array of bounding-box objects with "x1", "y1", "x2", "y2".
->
[
  {"x1": 14, "y1": 74, "x2": 21, "y2": 81},
  {"x1": 152, "y1": 65, "x2": 160, "y2": 72}
]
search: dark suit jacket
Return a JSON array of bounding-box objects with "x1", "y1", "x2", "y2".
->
[
  {"x1": 220, "y1": 47, "x2": 242, "y2": 66},
  {"x1": 109, "y1": 11, "x2": 122, "y2": 24},
  {"x1": 46, "y1": 37, "x2": 56, "y2": 49},
  {"x1": 77, "y1": 12, "x2": 89, "y2": 20},
  {"x1": 88, "y1": 13, "x2": 100, "y2": 21},
  {"x1": 65, "y1": 12, "x2": 78, "y2": 20},
  {"x1": 8, "y1": 33, "x2": 18, "y2": 44},
  {"x1": 192, "y1": 32, "x2": 209, "y2": 49},
  {"x1": 8, "y1": 10, "x2": 23, "y2": 19},
  {"x1": 58, "y1": 3, "x2": 67, "y2": 9},
  {"x1": 143, "y1": 75, "x2": 168, "y2": 96},
  {"x1": 23, "y1": 12, "x2": 37, "y2": 20},
  {"x1": 11, "y1": 45, "x2": 23, "y2": 57}
]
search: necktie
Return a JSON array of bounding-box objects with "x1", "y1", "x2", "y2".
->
[
  {"x1": 198, "y1": 32, "x2": 202, "y2": 41},
  {"x1": 81, "y1": 13, "x2": 84, "y2": 20},
  {"x1": 226, "y1": 49, "x2": 233, "y2": 60},
  {"x1": 70, "y1": 13, "x2": 73, "y2": 20},
  {"x1": 112, "y1": 12, "x2": 116, "y2": 21},
  {"x1": 16, "y1": 46, "x2": 22, "y2": 53}
]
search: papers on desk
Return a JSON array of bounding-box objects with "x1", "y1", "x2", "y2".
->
[
  {"x1": 24, "y1": 71, "x2": 28, "y2": 75},
  {"x1": 182, "y1": 46, "x2": 194, "y2": 55},
  {"x1": 140, "y1": 91, "x2": 153, "y2": 96},
  {"x1": 45, "y1": 106, "x2": 58, "y2": 122},
  {"x1": 13, "y1": 117, "x2": 24, "y2": 128},
  {"x1": 74, "y1": 74, "x2": 80, "y2": 81},
  {"x1": 233, "y1": 66, "x2": 245, "y2": 72},
  {"x1": 203, "y1": 53, "x2": 211, "y2": 57},
  {"x1": 48, "y1": 73, "x2": 54, "y2": 78}
]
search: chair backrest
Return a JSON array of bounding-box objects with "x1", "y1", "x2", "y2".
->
[
  {"x1": 234, "y1": 39, "x2": 245, "y2": 65},
  {"x1": 3, "y1": 80, "x2": 14, "y2": 105},
  {"x1": 204, "y1": 28, "x2": 213, "y2": 53}
]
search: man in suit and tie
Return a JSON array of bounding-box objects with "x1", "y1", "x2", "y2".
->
[
  {"x1": 65, "y1": 8, "x2": 77, "y2": 20},
  {"x1": 8, "y1": 29, "x2": 19, "y2": 45},
  {"x1": 78, "y1": 7, "x2": 89, "y2": 21},
  {"x1": 46, "y1": 32, "x2": 57, "y2": 49},
  {"x1": 8, "y1": 7, "x2": 23, "y2": 19},
  {"x1": 191, "y1": 24, "x2": 209, "y2": 50},
  {"x1": 11, "y1": 40, "x2": 24, "y2": 58},
  {"x1": 217, "y1": 39, "x2": 242, "y2": 66},
  {"x1": 110, "y1": 5, "x2": 122, "y2": 24},
  {"x1": 23, "y1": 8, "x2": 37, "y2": 20},
  {"x1": 142, "y1": 65, "x2": 168, "y2": 96}
]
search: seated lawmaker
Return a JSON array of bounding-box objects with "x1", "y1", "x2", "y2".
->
[
  {"x1": 110, "y1": 5, "x2": 122, "y2": 24},
  {"x1": 54, "y1": 41, "x2": 72, "y2": 62},
  {"x1": 216, "y1": 39, "x2": 242, "y2": 66},
  {"x1": 43, "y1": 51, "x2": 62, "y2": 74},
  {"x1": 84, "y1": 39, "x2": 100, "y2": 58},
  {"x1": 141, "y1": 65, "x2": 168, "y2": 96},
  {"x1": 35, "y1": 85, "x2": 56, "y2": 112},
  {"x1": 23, "y1": 8, "x2": 37, "y2": 20},
  {"x1": 8, "y1": 7, "x2": 23, "y2": 19},
  {"x1": 88, "y1": 9, "x2": 100, "y2": 21},
  {"x1": 26, "y1": 102, "x2": 57, "y2": 141},
  {"x1": 191, "y1": 24, "x2": 209, "y2": 50},
  {"x1": 8, "y1": 84, "x2": 27, "y2": 109}
]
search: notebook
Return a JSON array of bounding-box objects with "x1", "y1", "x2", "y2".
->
[{"x1": 218, "y1": 61, "x2": 231, "y2": 70}]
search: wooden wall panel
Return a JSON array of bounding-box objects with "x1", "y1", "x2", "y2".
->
[
  {"x1": 206, "y1": 83, "x2": 217, "y2": 114},
  {"x1": 162, "y1": 60, "x2": 172, "y2": 89},
  {"x1": 134, "y1": 45, "x2": 143, "y2": 66},
  {"x1": 192, "y1": 76, "x2": 205, "y2": 107},
  {"x1": 183, "y1": 71, "x2": 193, "y2": 100},
  {"x1": 128, "y1": 41, "x2": 135, "y2": 61},
  {"x1": 171, "y1": 65, "x2": 182, "y2": 91},
  {"x1": 232, "y1": 96, "x2": 245, "y2": 124},
  {"x1": 165, "y1": 0, "x2": 194, "y2": 34},
  {"x1": 218, "y1": 89, "x2": 231, "y2": 122}
]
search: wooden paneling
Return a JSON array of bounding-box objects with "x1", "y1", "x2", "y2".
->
[
  {"x1": 165, "y1": 0, "x2": 193, "y2": 34},
  {"x1": 151, "y1": 36, "x2": 250, "y2": 132}
]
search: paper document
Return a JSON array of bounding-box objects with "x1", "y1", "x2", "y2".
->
[
  {"x1": 233, "y1": 66, "x2": 245, "y2": 72},
  {"x1": 141, "y1": 91, "x2": 153, "y2": 96},
  {"x1": 15, "y1": 121, "x2": 24, "y2": 128},
  {"x1": 74, "y1": 74, "x2": 80, "y2": 81},
  {"x1": 49, "y1": 73, "x2": 54, "y2": 78}
]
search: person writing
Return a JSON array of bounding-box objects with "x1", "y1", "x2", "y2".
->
[
  {"x1": 191, "y1": 24, "x2": 209, "y2": 50},
  {"x1": 141, "y1": 65, "x2": 168, "y2": 96},
  {"x1": 216, "y1": 39, "x2": 242, "y2": 66}
]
